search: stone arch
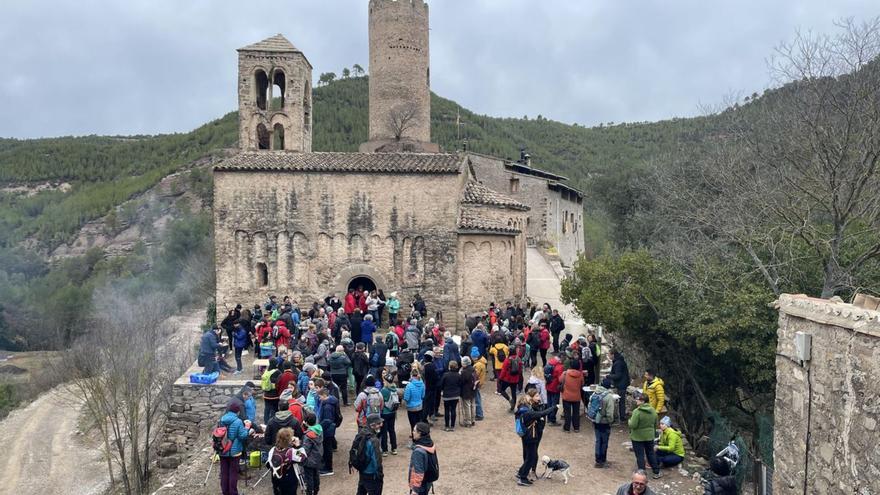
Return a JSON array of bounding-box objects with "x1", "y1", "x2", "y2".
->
[
  {"x1": 272, "y1": 68, "x2": 286, "y2": 109},
  {"x1": 234, "y1": 230, "x2": 250, "y2": 288},
  {"x1": 331, "y1": 264, "x2": 390, "y2": 297},
  {"x1": 254, "y1": 68, "x2": 269, "y2": 110},
  {"x1": 292, "y1": 232, "x2": 310, "y2": 289},
  {"x1": 256, "y1": 123, "x2": 270, "y2": 150}
]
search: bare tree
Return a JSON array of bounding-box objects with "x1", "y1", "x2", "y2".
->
[
  {"x1": 651, "y1": 18, "x2": 880, "y2": 298},
  {"x1": 62, "y1": 288, "x2": 190, "y2": 495},
  {"x1": 387, "y1": 103, "x2": 419, "y2": 141}
]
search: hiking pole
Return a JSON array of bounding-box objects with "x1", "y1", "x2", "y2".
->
[
  {"x1": 203, "y1": 454, "x2": 218, "y2": 485},
  {"x1": 253, "y1": 467, "x2": 270, "y2": 489}
]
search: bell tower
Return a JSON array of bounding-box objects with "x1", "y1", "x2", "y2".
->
[
  {"x1": 361, "y1": 0, "x2": 438, "y2": 153},
  {"x1": 237, "y1": 34, "x2": 312, "y2": 152}
]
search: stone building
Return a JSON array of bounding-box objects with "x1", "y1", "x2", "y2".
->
[
  {"x1": 213, "y1": 0, "x2": 584, "y2": 323},
  {"x1": 773, "y1": 294, "x2": 880, "y2": 494}
]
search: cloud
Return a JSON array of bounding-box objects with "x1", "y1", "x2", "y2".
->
[{"x1": 0, "y1": 0, "x2": 876, "y2": 138}]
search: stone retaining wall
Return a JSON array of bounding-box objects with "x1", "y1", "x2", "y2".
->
[
  {"x1": 158, "y1": 378, "x2": 258, "y2": 470},
  {"x1": 773, "y1": 294, "x2": 880, "y2": 494}
]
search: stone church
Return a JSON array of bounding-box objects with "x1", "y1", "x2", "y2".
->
[{"x1": 213, "y1": 0, "x2": 584, "y2": 324}]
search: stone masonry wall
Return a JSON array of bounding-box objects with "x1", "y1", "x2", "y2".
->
[
  {"x1": 368, "y1": 0, "x2": 431, "y2": 144},
  {"x1": 214, "y1": 170, "x2": 462, "y2": 325},
  {"x1": 238, "y1": 50, "x2": 312, "y2": 152},
  {"x1": 158, "y1": 380, "x2": 257, "y2": 470},
  {"x1": 773, "y1": 294, "x2": 880, "y2": 494},
  {"x1": 468, "y1": 153, "x2": 584, "y2": 265}
]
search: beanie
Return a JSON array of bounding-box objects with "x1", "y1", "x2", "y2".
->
[
  {"x1": 415, "y1": 422, "x2": 431, "y2": 436},
  {"x1": 470, "y1": 347, "x2": 480, "y2": 360}
]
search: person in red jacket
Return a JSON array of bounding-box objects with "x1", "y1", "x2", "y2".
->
[
  {"x1": 498, "y1": 344, "x2": 524, "y2": 411},
  {"x1": 545, "y1": 355, "x2": 565, "y2": 426},
  {"x1": 276, "y1": 361, "x2": 296, "y2": 397},
  {"x1": 538, "y1": 324, "x2": 551, "y2": 367},
  {"x1": 273, "y1": 320, "x2": 291, "y2": 349},
  {"x1": 344, "y1": 289, "x2": 357, "y2": 316}
]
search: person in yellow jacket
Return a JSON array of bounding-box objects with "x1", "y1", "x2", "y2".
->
[
  {"x1": 472, "y1": 351, "x2": 488, "y2": 420},
  {"x1": 655, "y1": 416, "x2": 685, "y2": 467},
  {"x1": 642, "y1": 369, "x2": 665, "y2": 413}
]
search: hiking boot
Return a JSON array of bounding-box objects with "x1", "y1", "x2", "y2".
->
[
  {"x1": 516, "y1": 478, "x2": 532, "y2": 486},
  {"x1": 391, "y1": 449, "x2": 398, "y2": 455},
  {"x1": 382, "y1": 451, "x2": 388, "y2": 457},
  {"x1": 594, "y1": 462, "x2": 606, "y2": 468},
  {"x1": 475, "y1": 416, "x2": 484, "y2": 421},
  {"x1": 319, "y1": 470, "x2": 334, "y2": 476},
  {"x1": 652, "y1": 472, "x2": 662, "y2": 480}
]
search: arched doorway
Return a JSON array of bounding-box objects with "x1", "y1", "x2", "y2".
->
[{"x1": 348, "y1": 276, "x2": 377, "y2": 293}]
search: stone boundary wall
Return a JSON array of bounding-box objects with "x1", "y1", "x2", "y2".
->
[
  {"x1": 158, "y1": 377, "x2": 258, "y2": 470},
  {"x1": 773, "y1": 294, "x2": 880, "y2": 494}
]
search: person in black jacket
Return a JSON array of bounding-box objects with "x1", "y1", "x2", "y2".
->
[
  {"x1": 606, "y1": 349, "x2": 631, "y2": 422},
  {"x1": 702, "y1": 457, "x2": 737, "y2": 495},
  {"x1": 265, "y1": 401, "x2": 302, "y2": 450},
  {"x1": 514, "y1": 392, "x2": 558, "y2": 486},
  {"x1": 438, "y1": 361, "x2": 463, "y2": 431},
  {"x1": 548, "y1": 309, "x2": 565, "y2": 352},
  {"x1": 352, "y1": 342, "x2": 371, "y2": 396},
  {"x1": 421, "y1": 352, "x2": 440, "y2": 423},
  {"x1": 350, "y1": 309, "x2": 364, "y2": 344}
]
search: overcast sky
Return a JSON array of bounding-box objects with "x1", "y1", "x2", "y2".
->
[{"x1": 0, "y1": 0, "x2": 876, "y2": 139}]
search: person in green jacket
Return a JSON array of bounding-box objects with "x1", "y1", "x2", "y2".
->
[
  {"x1": 655, "y1": 416, "x2": 685, "y2": 467},
  {"x1": 387, "y1": 292, "x2": 401, "y2": 327},
  {"x1": 629, "y1": 392, "x2": 661, "y2": 479}
]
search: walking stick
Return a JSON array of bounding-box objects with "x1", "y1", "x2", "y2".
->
[
  {"x1": 253, "y1": 467, "x2": 270, "y2": 488},
  {"x1": 203, "y1": 453, "x2": 218, "y2": 485}
]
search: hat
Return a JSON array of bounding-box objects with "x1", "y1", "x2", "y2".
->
[
  {"x1": 303, "y1": 363, "x2": 317, "y2": 373},
  {"x1": 578, "y1": 335, "x2": 587, "y2": 342},
  {"x1": 470, "y1": 347, "x2": 480, "y2": 360},
  {"x1": 424, "y1": 350, "x2": 434, "y2": 358},
  {"x1": 367, "y1": 414, "x2": 383, "y2": 427},
  {"x1": 415, "y1": 422, "x2": 431, "y2": 436},
  {"x1": 228, "y1": 402, "x2": 241, "y2": 413},
  {"x1": 660, "y1": 416, "x2": 672, "y2": 427},
  {"x1": 461, "y1": 356, "x2": 472, "y2": 366}
]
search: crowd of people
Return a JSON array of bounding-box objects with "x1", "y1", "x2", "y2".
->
[{"x1": 200, "y1": 288, "x2": 736, "y2": 495}]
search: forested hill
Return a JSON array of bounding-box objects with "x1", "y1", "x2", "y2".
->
[{"x1": 0, "y1": 75, "x2": 724, "y2": 251}]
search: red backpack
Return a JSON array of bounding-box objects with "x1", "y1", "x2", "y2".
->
[
  {"x1": 288, "y1": 400, "x2": 305, "y2": 423},
  {"x1": 211, "y1": 423, "x2": 232, "y2": 455}
]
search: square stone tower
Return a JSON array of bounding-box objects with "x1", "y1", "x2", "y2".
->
[
  {"x1": 237, "y1": 34, "x2": 312, "y2": 152},
  {"x1": 361, "y1": 0, "x2": 438, "y2": 153}
]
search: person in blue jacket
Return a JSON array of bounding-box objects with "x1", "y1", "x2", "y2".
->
[
  {"x1": 218, "y1": 402, "x2": 253, "y2": 495},
  {"x1": 403, "y1": 367, "x2": 426, "y2": 447},
  {"x1": 471, "y1": 324, "x2": 489, "y2": 357},
  {"x1": 232, "y1": 322, "x2": 248, "y2": 374},
  {"x1": 198, "y1": 326, "x2": 222, "y2": 374},
  {"x1": 361, "y1": 314, "x2": 377, "y2": 348}
]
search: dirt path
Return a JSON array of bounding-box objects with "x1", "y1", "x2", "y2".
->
[
  {"x1": 0, "y1": 311, "x2": 204, "y2": 495},
  {"x1": 0, "y1": 385, "x2": 110, "y2": 495}
]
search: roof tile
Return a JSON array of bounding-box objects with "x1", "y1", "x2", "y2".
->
[
  {"x1": 461, "y1": 181, "x2": 529, "y2": 210},
  {"x1": 458, "y1": 209, "x2": 521, "y2": 234},
  {"x1": 214, "y1": 151, "x2": 463, "y2": 174},
  {"x1": 238, "y1": 34, "x2": 301, "y2": 53}
]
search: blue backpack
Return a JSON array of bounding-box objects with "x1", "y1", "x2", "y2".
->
[{"x1": 514, "y1": 406, "x2": 530, "y2": 437}]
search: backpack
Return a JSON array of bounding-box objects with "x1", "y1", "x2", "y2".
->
[
  {"x1": 348, "y1": 430, "x2": 371, "y2": 473},
  {"x1": 508, "y1": 356, "x2": 522, "y2": 375},
  {"x1": 527, "y1": 331, "x2": 540, "y2": 349},
  {"x1": 514, "y1": 407, "x2": 532, "y2": 438},
  {"x1": 385, "y1": 388, "x2": 400, "y2": 412},
  {"x1": 587, "y1": 390, "x2": 608, "y2": 422},
  {"x1": 385, "y1": 333, "x2": 399, "y2": 353},
  {"x1": 261, "y1": 368, "x2": 278, "y2": 392},
  {"x1": 365, "y1": 390, "x2": 383, "y2": 417},
  {"x1": 543, "y1": 363, "x2": 554, "y2": 383},
  {"x1": 421, "y1": 447, "x2": 440, "y2": 485},
  {"x1": 370, "y1": 351, "x2": 381, "y2": 367},
  {"x1": 495, "y1": 346, "x2": 507, "y2": 363},
  {"x1": 266, "y1": 446, "x2": 287, "y2": 478},
  {"x1": 211, "y1": 423, "x2": 232, "y2": 455}
]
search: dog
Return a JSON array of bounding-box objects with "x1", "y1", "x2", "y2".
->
[{"x1": 540, "y1": 455, "x2": 574, "y2": 484}]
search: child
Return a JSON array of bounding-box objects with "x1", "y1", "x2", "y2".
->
[{"x1": 302, "y1": 412, "x2": 324, "y2": 495}]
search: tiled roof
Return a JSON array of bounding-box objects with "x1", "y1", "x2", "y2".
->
[
  {"x1": 458, "y1": 209, "x2": 521, "y2": 234},
  {"x1": 214, "y1": 151, "x2": 463, "y2": 174},
  {"x1": 238, "y1": 34, "x2": 301, "y2": 53},
  {"x1": 461, "y1": 181, "x2": 529, "y2": 210}
]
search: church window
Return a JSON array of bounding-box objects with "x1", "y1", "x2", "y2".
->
[
  {"x1": 257, "y1": 124, "x2": 270, "y2": 150},
  {"x1": 273, "y1": 123, "x2": 285, "y2": 150},
  {"x1": 256, "y1": 262, "x2": 269, "y2": 287},
  {"x1": 271, "y1": 69, "x2": 286, "y2": 110},
  {"x1": 255, "y1": 69, "x2": 269, "y2": 110},
  {"x1": 510, "y1": 177, "x2": 520, "y2": 193}
]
